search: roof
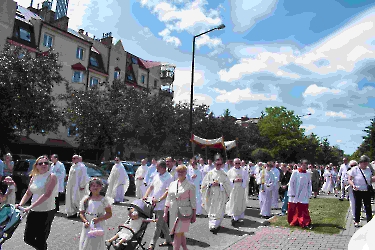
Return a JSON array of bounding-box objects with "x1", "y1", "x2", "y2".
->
[
  {"x1": 15, "y1": 5, "x2": 42, "y2": 25},
  {"x1": 139, "y1": 58, "x2": 161, "y2": 69},
  {"x1": 67, "y1": 28, "x2": 86, "y2": 40}
]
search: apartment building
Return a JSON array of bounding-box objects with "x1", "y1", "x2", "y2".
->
[{"x1": 2, "y1": 0, "x2": 176, "y2": 159}]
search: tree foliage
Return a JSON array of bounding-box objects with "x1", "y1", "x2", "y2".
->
[
  {"x1": 0, "y1": 43, "x2": 65, "y2": 150},
  {"x1": 351, "y1": 117, "x2": 375, "y2": 160}
]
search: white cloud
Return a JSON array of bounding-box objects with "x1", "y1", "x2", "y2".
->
[
  {"x1": 139, "y1": 0, "x2": 224, "y2": 48},
  {"x1": 158, "y1": 28, "x2": 182, "y2": 47},
  {"x1": 337, "y1": 140, "x2": 342, "y2": 143},
  {"x1": 301, "y1": 125, "x2": 316, "y2": 133},
  {"x1": 214, "y1": 88, "x2": 278, "y2": 103},
  {"x1": 229, "y1": 0, "x2": 279, "y2": 32},
  {"x1": 307, "y1": 107, "x2": 316, "y2": 115},
  {"x1": 138, "y1": 27, "x2": 153, "y2": 38},
  {"x1": 303, "y1": 84, "x2": 341, "y2": 97},
  {"x1": 220, "y1": 8, "x2": 375, "y2": 81},
  {"x1": 196, "y1": 34, "x2": 222, "y2": 49},
  {"x1": 325, "y1": 111, "x2": 347, "y2": 118}
]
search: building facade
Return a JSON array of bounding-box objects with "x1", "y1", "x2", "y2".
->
[{"x1": 1, "y1": 0, "x2": 176, "y2": 160}]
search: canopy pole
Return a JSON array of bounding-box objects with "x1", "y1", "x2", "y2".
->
[{"x1": 205, "y1": 146, "x2": 208, "y2": 162}]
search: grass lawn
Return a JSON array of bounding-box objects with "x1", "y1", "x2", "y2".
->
[{"x1": 269, "y1": 198, "x2": 349, "y2": 234}]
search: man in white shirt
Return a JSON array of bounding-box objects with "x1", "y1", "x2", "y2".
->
[
  {"x1": 198, "y1": 158, "x2": 205, "y2": 172},
  {"x1": 50, "y1": 154, "x2": 66, "y2": 213},
  {"x1": 143, "y1": 160, "x2": 173, "y2": 248},
  {"x1": 338, "y1": 158, "x2": 350, "y2": 201}
]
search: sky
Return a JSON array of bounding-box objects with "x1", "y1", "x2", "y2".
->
[{"x1": 17, "y1": 0, "x2": 375, "y2": 155}]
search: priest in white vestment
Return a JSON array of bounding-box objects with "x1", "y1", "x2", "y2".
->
[
  {"x1": 201, "y1": 155, "x2": 232, "y2": 234},
  {"x1": 287, "y1": 160, "x2": 312, "y2": 228},
  {"x1": 226, "y1": 158, "x2": 249, "y2": 225},
  {"x1": 257, "y1": 162, "x2": 275, "y2": 218},
  {"x1": 105, "y1": 157, "x2": 129, "y2": 203},
  {"x1": 135, "y1": 159, "x2": 148, "y2": 199},
  {"x1": 188, "y1": 160, "x2": 203, "y2": 215},
  {"x1": 65, "y1": 155, "x2": 88, "y2": 217},
  {"x1": 271, "y1": 163, "x2": 281, "y2": 209},
  {"x1": 144, "y1": 158, "x2": 157, "y2": 186}
]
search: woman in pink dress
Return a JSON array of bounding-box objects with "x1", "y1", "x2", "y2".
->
[{"x1": 164, "y1": 165, "x2": 196, "y2": 250}]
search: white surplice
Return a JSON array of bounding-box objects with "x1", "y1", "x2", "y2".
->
[
  {"x1": 257, "y1": 169, "x2": 275, "y2": 216},
  {"x1": 66, "y1": 163, "x2": 88, "y2": 216},
  {"x1": 271, "y1": 167, "x2": 281, "y2": 208},
  {"x1": 201, "y1": 168, "x2": 232, "y2": 229},
  {"x1": 288, "y1": 170, "x2": 312, "y2": 204},
  {"x1": 188, "y1": 167, "x2": 203, "y2": 215},
  {"x1": 135, "y1": 164, "x2": 148, "y2": 199},
  {"x1": 105, "y1": 163, "x2": 129, "y2": 203},
  {"x1": 226, "y1": 167, "x2": 249, "y2": 220}
]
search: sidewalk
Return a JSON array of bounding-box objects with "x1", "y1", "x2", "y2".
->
[{"x1": 226, "y1": 194, "x2": 364, "y2": 250}]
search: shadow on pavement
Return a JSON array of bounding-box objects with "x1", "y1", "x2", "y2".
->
[
  {"x1": 234, "y1": 218, "x2": 262, "y2": 229},
  {"x1": 186, "y1": 237, "x2": 211, "y2": 248},
  {"x1": 245, "y1": 208, "x2": 262, "y2": 218},
  {"x1": 217, "y1": 226, "x2": 255, "y2": 236}
]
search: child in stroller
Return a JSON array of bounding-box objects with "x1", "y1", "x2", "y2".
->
[
  {"x1": 0, "y1": 204, "x2": 27, "y2": 249},
  {"x1": 105, "y1": 199, "x2": 156, "y2": 250}
]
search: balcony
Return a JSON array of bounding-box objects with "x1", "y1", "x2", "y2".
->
[
  {"x1": 160, "y1": 63, "x2": 175, "y2": 85},
  {"x1": 159, "y1": 88, "x2": 174, "y2": 99}
]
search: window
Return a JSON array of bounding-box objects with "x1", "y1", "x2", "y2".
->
[
  {"x1": 43, "y1": 33, "x2": 53, "y2": 48},
  {"x1": 19, "y1": 28, "x2": 31, "y2": 42},
  {"x1": 68, "y1": 124, "x2": 78, "y2": 137},
  {"x1": 127, "y1": 74, "x2": 134, "y2": 81},
  {"x1": 76, "y1": 47, "x2": 84, "y2": 60},
  {"x1": 90, "y1": 57, "x2": 99, "y2": 67},
  {"x1": 154, "y1": 79, "x2": 158, "y2": 89},
  {"x1": 114, "y1": 71, "x2": 120, "y2": 79},
  {"x1": 141, "y1": 75, "x2": 145, "y2": 84},
  {"x1": 90, "y1": 77, "x2": 99, "y2": 87},
  {"x1": 131, "y1": 57, "x2": 138, "y2": 64},
  {"x1": 72, "y1": 71, "x2": 83, "y2": 83}
]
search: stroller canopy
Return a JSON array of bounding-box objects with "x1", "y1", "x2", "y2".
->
[{"x1": 130, "y1": 199, "x2": 153, "y2": 218}]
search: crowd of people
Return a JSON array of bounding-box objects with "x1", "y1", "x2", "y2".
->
[{"x1": 0, "y1": 152, "x2": 373, "y2": 249}]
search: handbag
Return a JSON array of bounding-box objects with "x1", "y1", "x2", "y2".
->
[
  {"x1": 359, "y1": 168, "x2": 375, "y2": 198},
  {"x1": 87, "y1": 220, "x2": 105, "y2": 238},
  {"x1": 176, "y1": 181, "x2": 193, "y2": 220}
]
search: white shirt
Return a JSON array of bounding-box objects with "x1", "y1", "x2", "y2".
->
[
  {"x1": 338, "y1": 163, "x2": 349, "y2": 178},
  {"x1": 348, "y1": 166, "x2": 372, "y2": 191},
  {"x1": 51, "y1": 161, "x2": 66, "y2": 193},
  {"x1": 145, "y1": 164, "x2": 157, "y2": 186},
  {"x1": 150, "y1": 172, "x2": 173, "y2": 210},
  {"x1": 30, "y1": 171, "x2": 58, "y2": 211}
]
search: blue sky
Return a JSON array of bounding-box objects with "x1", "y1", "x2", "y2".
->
[{"x1": 18, "y1": 0, "x2": 375, "y2": 155}]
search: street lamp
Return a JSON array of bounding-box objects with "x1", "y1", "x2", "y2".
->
[
  {"x1": 189, "y1": 24, "x2": 225, "y2": 143},
  {"x1": 298, "y1": 113, "x2": 312, "y2": 118}
]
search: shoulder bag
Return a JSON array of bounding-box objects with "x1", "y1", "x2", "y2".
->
[
  {"x1": 359, "y1": 168, "x2": 375, "y2": 199},
  {"x1": 176, "y1": 181, "x2": 193, "y2": 220}
]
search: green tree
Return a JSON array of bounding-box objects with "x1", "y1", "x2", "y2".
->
[
  {"x1": 61, "y1": 79, "x2": 139, "y2": 158},
  {"x1": 251, "y1": 148, "x2": 273, "y2": 162},
  {"x1": 351, "y1": 117, "x2": 375, "y2": 160},
  {"x1": 0, "y1": 43, "x2": 66, "y2": 147},
  {"x1": 257, "y1": 106, "x2": 304, "y2": 162}
]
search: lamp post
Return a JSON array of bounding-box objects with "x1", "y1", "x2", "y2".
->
[
  {"x1": 189, "y1": 24, "x2": 225, "y2": 147},
  {"x1": 298, "y1": 113, "x2": 312, "y2": 118}
]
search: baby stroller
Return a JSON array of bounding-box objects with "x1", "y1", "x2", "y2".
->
[
  {"x1": 0, "y1": 204, "x2": 27, "y2": 246},
  {"x1": 106, "y1": 199, "x2": 155, "y2": 250}
]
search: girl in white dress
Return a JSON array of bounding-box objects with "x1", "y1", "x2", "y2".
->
[
  {"x1": 322, "y1": 166, "x2": 334, "y2": 194},
  {"x1": 79, "y1": 178, "x2": 113, "y2": 250}
]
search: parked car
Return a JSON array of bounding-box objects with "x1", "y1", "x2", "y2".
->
[
  {"x1": 11, "y1": 154, "x2": 36, "y2": 162},
  {"x1": 12, "y1": 159, "x2": 36, "y2": 201},
  {"x1": 61, "y1": 161, "x2": 109, "y2": 195}
]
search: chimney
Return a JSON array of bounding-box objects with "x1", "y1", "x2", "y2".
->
[
  {"x1": 78, "y1": 29, "x2": 84, "y2": 34},
  {"x1": 85, "y1": 32, "x2": 88, "y2": 36},
  {"x1": 52, "y1": 16, "x2": 69, "y2": 31},
  {"x1": 101, "y1": 32, "x2": 113, "y2": 47}
]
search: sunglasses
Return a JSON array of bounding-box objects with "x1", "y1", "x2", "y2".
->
[
  {"x1": 235, "y1": 163, "x2": 241, "y2": 165},
  {"x1": 216, "y1": 163, "x2": 222, "y2": 166},
  {"x1": 37, "y1": 162, "x2": 49, "y2": 166}
]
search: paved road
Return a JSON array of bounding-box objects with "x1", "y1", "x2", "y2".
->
[
  {"x1": 1, "y1": 195, "x2": 271, "y2": 250},
  {"x1": 1, "y1": 194, "x2": 361, "y2": 250}
]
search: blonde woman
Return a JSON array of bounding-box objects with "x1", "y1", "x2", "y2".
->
[
  {"x1": 164, "y1": 165, "x2": 196, "y2": 250},
  {"x1": 16, "y1": 156, "x2": 58, "y2": 250}
]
